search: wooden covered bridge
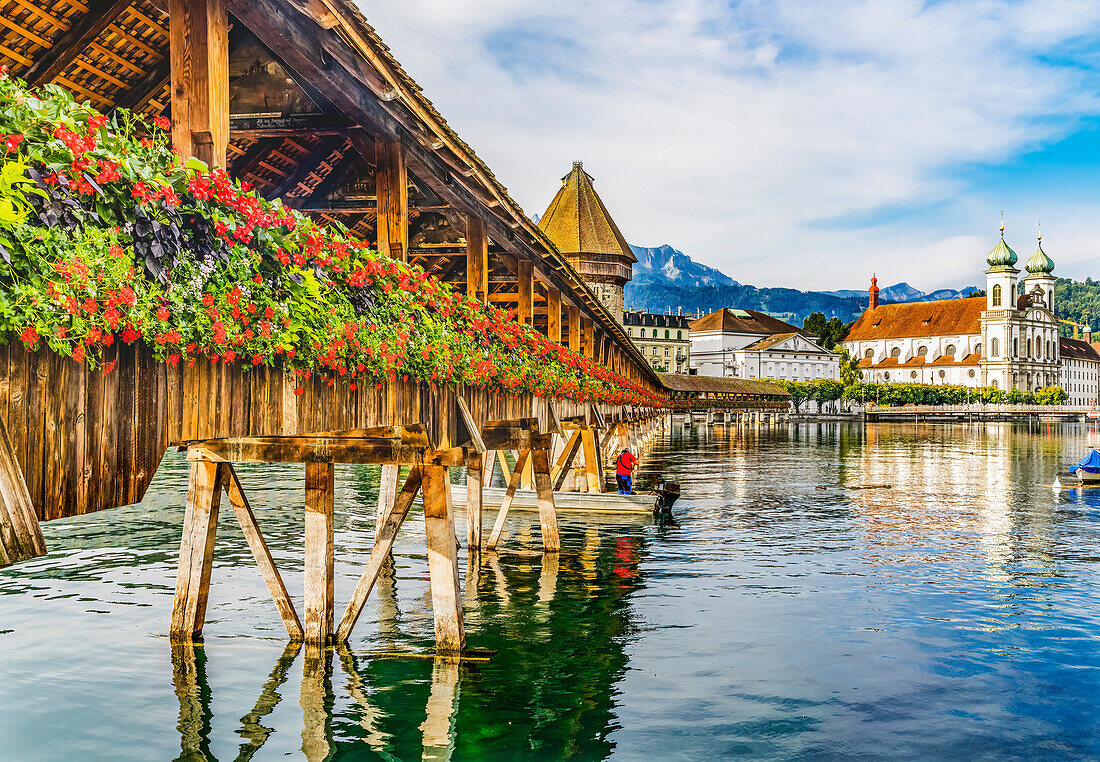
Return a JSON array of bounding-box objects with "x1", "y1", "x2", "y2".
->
[{"x1": 0, "y1": 0, "x2": 784, "y2": 652}]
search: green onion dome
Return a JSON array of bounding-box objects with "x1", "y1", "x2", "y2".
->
[
  {"x1": 1025, "y1": 236, "x2": 1055, "y2": 274},
  {"x1": 987, "y1": 226, "x2": 1018, "y2": 267}
]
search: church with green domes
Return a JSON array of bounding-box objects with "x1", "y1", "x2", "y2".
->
[{"x1": 843, "y1": 223, "x2": 1100, "y2": 403}]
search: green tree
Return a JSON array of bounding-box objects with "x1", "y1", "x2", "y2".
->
[
  {"x1": 1035, "y1": 386, "x2": 1068, "y2": 405},
  {"x1": 838, "y1": 348, "x2": 862, "y2": 386},
  {"x1": 1006, "y1": 387, "x2": 1024, "y2": 404},
  {"x1": 773, "y1": 379, "x2": 810, "y2": 413}
]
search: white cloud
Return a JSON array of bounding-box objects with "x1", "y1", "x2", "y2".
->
[{"x1": 356, "y1": 0, "x2": 1100, "y2": 289}]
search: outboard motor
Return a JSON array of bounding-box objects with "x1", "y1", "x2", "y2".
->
[{"x1": 653, "y1": 481, "x2": 681, "y2": 523}]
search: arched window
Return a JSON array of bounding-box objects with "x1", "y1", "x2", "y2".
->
[
  {"x1": 945, "y1": 344, "x2": 956, "y2": 356},
  {"x1": 993, "y1": 284, "x2": 1002, "y2": 307},
  {"x1": 1027, "y1": 338, "x2": 1032, "y2": 357},
  {"x1": 917, "y1": 346, "x2": 928, "y2": 356},
  {"x1": 1046, "y1": 340, "x2": 1051, "y2": 359},
  {"x1": 652, "y1": 329, "x2": 658, "y2": 338},
  {"x1": 664, "y1": 330, "x2": 670, "y2": 339},
  {"x1": 975, "y1": 343, "x2": 981, "y2": 356},
  {"x1": 1013, "y1": 338, "x2": 1018, "y2": 356},
  {"x1": 865, "y1": 349, "x2": 874, "y2": 359},
  {"x1": 677, "y1": 330, "x2": 682, "y2": 339},
  {"x1": 991, "y1": 338, "x2": 999, "y2": 356},
  {"x1": 890, "y1": 347, "x2": 901, "y2": 358}
]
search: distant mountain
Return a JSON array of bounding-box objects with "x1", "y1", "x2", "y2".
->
[
  {"x1": 622, "y1": 243, "x2": 983, "y2": 327},
  {"x1": 824, "y1": 282, "x2": 980, "y2": 302},
  {"x1": 629, "y1": 244, "x2": 739, "y2": 288}
]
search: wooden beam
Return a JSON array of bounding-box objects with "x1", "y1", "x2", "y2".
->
[
  {"x1": 187, "y1": 437, "x2": 465, "y2": 466},
  {"x1": 25, "y1": 0, "x2": 135, "y2": 86},
  {"x1": 375, "y1": 138, "x2": 408, "y2": 261},
  {"x1": 455, "y1": 398, "x2": 486, "y2": 453},
  {"x1": 547, "y1": 287, "x2": 562, "y2": 343},
  {"x1": 304, "y1": 461, "x2": 335, "y2": 645},
  {"x1": 530, "y1": 449, "x2": 560, "y2": 552},
  {"x1": 112, "y1": 56, "x2": 170, "y2": 112},
  {"x1": 550, "y1": 430, "x2": 581, "y2": 490},
  {"x1": 170, "y1": 460, "x2": 225, "y2": 640},
  {"x1": 336, "y1": 467, "x2": 422, "y2": 641},
  {"x1": 223, "y1": 464, "x2": 303, "y2": 639},
  {"x1": 422, "y1": 464, "x2": 465, "y2": 652},
  {"x1": 487, "y1": 449, "x2": 529, "y2": 550},
  {"x1": 0, "y1": 411, "x2": 46, "y2": 567},
  {"x1": 169, "y1": 0, "x2": 230, "y2": 167},
  {"x1": 582, "y1": 316, "x2": 595, "y2": 359},
  {"x1": 375, "y1": 463, "x2": 399, "y2": 541},
  {"x1": 466, "y1": 452, "x2": 483, "y2": 551},
  {"x1": 466, "y1": 215, "x2": 488, "y2": 302},
  {"x1": 517, "y1": 259, "x2": 533, "y2": 326},
  {"x1": 568, "y1": 305, "x2": 580, "y2": 353},
  {"x1": 266, "y1": 136, "x2": 338, "y2": 200}
]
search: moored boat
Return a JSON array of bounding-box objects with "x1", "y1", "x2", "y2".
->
[{"x1": 1073, "y1": 449, "x2": 1100, "y2": 483}]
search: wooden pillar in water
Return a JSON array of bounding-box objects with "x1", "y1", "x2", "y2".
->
[
  {"x1": 376, "y1": 139, "x2": 408, "y2": 262},
  {"x1": 422, "y1": 464, "x2": 465, "y2": 652},
  {"x1": 530, "y1": 449, "x2": 560, "y2": 552},
  {"x1": 375, "y1": 464, "x2": 399, "y2": 541},
  {"x1": 170, "y1": 460, "x2": 225, "y2": 640},
  {"x1": 168, "y1": 0, "x2": 229, "y2": 167},
  {"x1": 466, "y1": 215, "x2": 488, "y2": 303},
  {"x1": 304, "y1": 462, "x2": 335, "y2": 645},
  {"x1": 466, "y1": 452, "x2": 483, "y2": 551}
]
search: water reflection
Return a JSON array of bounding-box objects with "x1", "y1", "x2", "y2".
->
[{"x1": 9, "y1": 423, "x2": 1100, "y2": 759}]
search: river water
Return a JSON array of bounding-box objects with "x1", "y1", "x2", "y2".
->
[{"x1": 3, "y1": 422, "x2": 1100, "y2": 761}]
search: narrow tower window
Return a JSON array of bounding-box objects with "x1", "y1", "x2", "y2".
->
[{"x1": 992, "y1": 284, "x2": 1002, "y2": 307}]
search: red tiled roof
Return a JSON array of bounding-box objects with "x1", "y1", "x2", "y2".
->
[
  {"x1": 690, "y1": 308, "x2": 811, "y2": 336},
  {"x1": 844, "y1": 297, "x2": 984, "y2": 341}
]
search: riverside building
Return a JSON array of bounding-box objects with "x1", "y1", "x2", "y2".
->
[
  {"x1": 844, "y1": 224, "x2": 1084, "y2": 394},
  {"x1": 689, "y1": 308, "x2": 840, "y2": 381},
  {"x1": 624, "y1": 310, "x2": 692, "y2": 373}
]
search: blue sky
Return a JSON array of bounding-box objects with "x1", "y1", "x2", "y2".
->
[{"x1": 359, "y1": 0, "x2": 1100, "y2": 291}]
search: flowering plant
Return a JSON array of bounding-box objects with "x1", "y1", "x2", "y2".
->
[{"x1": 0, "y1": 73, "x2": 666, "y2": 407}]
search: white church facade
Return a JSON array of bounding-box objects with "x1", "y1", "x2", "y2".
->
[{"x1": 843, "y1": 226, "x2": 1093, "y2": 394}]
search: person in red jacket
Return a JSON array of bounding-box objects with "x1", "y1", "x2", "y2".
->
[{"x1": 615, "y1": 448, "x2": 638, "y2": 494}]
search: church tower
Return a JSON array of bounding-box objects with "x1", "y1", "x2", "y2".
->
[
  {"x1": 1023, "y1": 226, "x2": 1056, "y2": 313},
  {"x1": 538, "y1": 162, "x2": 636, "y2": 324},
  {"x1": 980, "y1": 220, "x2": 1020, "y2": 390}
]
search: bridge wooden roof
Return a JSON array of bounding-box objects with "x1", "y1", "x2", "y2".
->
[
  {"x1": 658, "y1": 374, "x2": 789, "y2": 397},
  {"x1": 0, "y1": 0, "x2": 659, "y2": 388}
]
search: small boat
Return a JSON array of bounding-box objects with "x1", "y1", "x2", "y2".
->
[
  {"x1": 449, "y1": 485, "x2": 654, "y2": 515},
  {"x1": 1074, "y1": 449, "x2": 1100, "y2": 483}
]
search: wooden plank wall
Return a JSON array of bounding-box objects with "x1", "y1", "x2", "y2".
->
[{"x1": 0, "y1": 344, "x2": 625, "y2": 522}]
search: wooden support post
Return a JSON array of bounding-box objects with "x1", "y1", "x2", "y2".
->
[
  {"x1": 376, "y1": 139, "x2": 408, "y2": 261},
  {"x1": 169, "y1": 0, "x2": 229, "y2": 167},
  {"x1": 0, "y1": 413, "x2": 46, "y2": 567},
  {"x1": 466, "y1": 215, "x2": 488, "y2": 302},
  {"x1": 375, "y1": 464, "x2": 399, "y2": 541},
  {"x1": 550, "y1": 430, "x2": 581, "y2": 489},
  {"x1": 304, "y1": 462, "x2": 335, "y2": 645},
  {"x1": 547, "y1": 287, "x2": 562, "y2": 344},
  {"x1": 466, "y1": 452, "x2": 483, "y2": 551},
  {"x1": 567, "y1": 305, "x2": 580, "y2": 353},
  {"x1": 520, "y1": 449, "x2": 534, "y2": 491},
  {"x1": 336, "y1": 467, "x2": 422, "y2": 641},
  {"x1": 482, "y1": 449, "x2": 497, "y2": 488},
  {"x1": 223, "y1": 464, "x2": 303, "y2": 640},
  {"x1": 170, "y1": 460, "x2": 225, "y2": 641},
  {"x1": 530, "y1": 449, "x2": 560, "y2": 552},
  {"x1": 517, "y1": 260, "x2": 534, "y2": 326},
  {"x1": 487, "y1": 449, "x2": 529, "y2": 550},
  {"x1": 422, "y1": 465, "x2": 465, "y2": 652},
  {"x1": 580, "y1": 428, "x2": 602, "y2": 493},
  {"x1": 582, "y1": 317, "x2": 595, "y2": 359},
  {"x1": 495, "y1": 449, "x2": 513, "y2": 486}
]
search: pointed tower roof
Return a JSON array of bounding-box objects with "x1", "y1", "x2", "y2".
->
[
  {"x1": 538, "y1": 162, "x2": 637, "y2": 263},
  {"x1": 987, "y1": 218, "x2": 1018, "y2": 268},
  {"x1": 1025, "y1": 227, "x2": 1055, "y2": 274}
]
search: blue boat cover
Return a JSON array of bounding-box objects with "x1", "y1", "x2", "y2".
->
[{"x1": 1077, "y1": 449, "x2": 1100, "y2": 473}]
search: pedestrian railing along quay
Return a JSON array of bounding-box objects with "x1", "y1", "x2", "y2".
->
[{"x1": 865, "y1": 404, "x2": 1098, "y2": 421}]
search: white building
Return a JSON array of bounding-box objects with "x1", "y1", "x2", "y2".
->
[
  {"x1": 689, "y1": 308, "x2": 840, "y2": 381},
  {"x1": 1060, "y1": 337, "x2": 1100, "y2": 406},
  {"x1": 843, "y1": 225, "x2": 1069, "y2": 392}
]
